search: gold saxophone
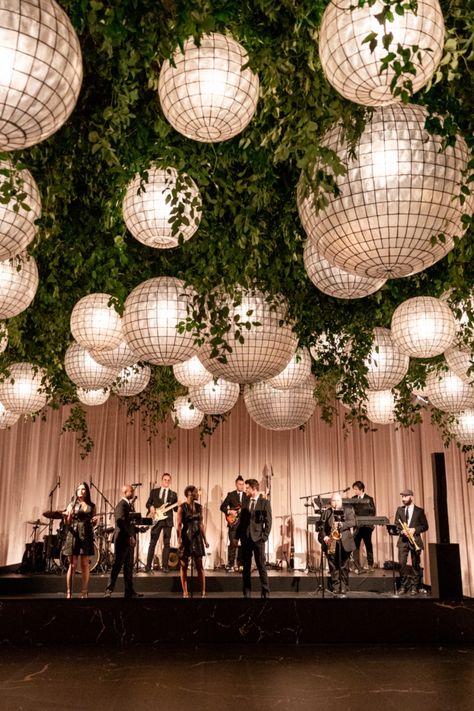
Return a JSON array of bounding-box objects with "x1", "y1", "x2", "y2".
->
[
  {"x1": 328, "y1": 520, "x2": 342, "y2": 555},
  {"x1": 398, "y1": 518, "x2": 420, "y2": 551}
]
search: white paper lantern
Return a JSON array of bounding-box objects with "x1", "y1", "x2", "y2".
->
[
  {"x1": 243, "y1": 377, "x2": 316, "y2": 431},
  {"x1": 0, "y1": 323, "x2": 8, "y2": 353},
  {"x1": 0, "y1": 253, "x2": 39, "y2": 319},
  {"x1": 391, "y1": 297, "x2": 456, "y2": 358},
  {"x1": 89, "y1": 340, "x2": 137, "y2": 370},
  {"x1": 0, "y1": 362, "x2": 48, "y2": 414},
  {"x1": 159, "y1": 33, "x2": 259, "y2": 143},
  {"x1": 76, "y1": 387, "x2": 109, "y2": 407},
  {"x1": 123, "y1": 166, "x2": 201, "y2": 249},
  {"x1": 365, "y1": 389, "x2": 396, "y2": 425},
  {"x1": 0, "y1": 161, "x2": 42, "y2": 260},
  {"x1": 123, "y1": 277, "x2": 197, "y2": 366},
  {"x1": 64, "y1": 342, "x2": 118, "y2": 389},
  {"x1": 303, "y1": 238, "x2": 386, "y2": 299},
  {"x1": 70, "y1": 293, "x2": 123, "y2": 352},
  {"x1": 444, "y1": 348, "x2": 474, "y2": 385},
  {"x1": 0, "y1": 401, "x2": 20, "y2": 428},
  {"x1": 366, "y1": 327, "x2": 409, "y2": 391},
  {"x1": 188, "y1": 378, "x2": 239, "y2": 415},
  {"x1": 199, "y1": 288, "x2": 298, "y2": 383},
  {"x1": 298, "y1": 104, "x2": 471, "y2": 279},
  {"x1": 173, "y1": 355, "x2": 213, "y2": 388},
  {"x1": 171, "y1": 395, "x2": 204, "y2": 430},
  {"x1": 425, "y1": 369, "x2": 474, "y2": 413},
  {"x1": 113, "y1": 364, "x2": 151, "y2": 397},
  {"x1": 0, "y1": 0, "x2": 83, "y2": 150},
  {"x1": 319, "y1": 0, "x2": 444, "y2": 107},
  {"x1": 267, "y1": 347, "x2": 312, "y2": 390},
  {"x1": 450, "y1": 409, "x2": 474, "y2": 445}
]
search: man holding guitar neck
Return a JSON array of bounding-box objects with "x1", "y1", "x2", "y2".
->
[
  {"x1": 145, "y1": 473, "x2": 178, "y2": 573},
  {"x1": 220, "y1": 475, "x2": 249, "y2": 572}
]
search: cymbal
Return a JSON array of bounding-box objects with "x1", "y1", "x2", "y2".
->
[
  {"x1": 27, "y1": 519, "x2": 47, "y2": 525},
  {"x1": 42, "y1": 510, "x2": 64, "y2": 519}
]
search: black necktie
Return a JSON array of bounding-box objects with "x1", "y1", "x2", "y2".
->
[
  {"x1": 250, "y1": 499, "x2": 256, "y2": 512},
  {"x1": 405, "y1": 506, "x2": 409, "y2": 521}
]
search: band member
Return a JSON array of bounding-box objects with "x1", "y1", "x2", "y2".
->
[
  {"x1": 318, "y1": 492, "x2": 356, "y2": 595},
  {"x1": 394, "y1": 488, "x2": 429, "y2": 595},
  {"x1": 220, "y1": 475, "x2": 249, "y2": 571},
  {"x1": 145, "y1": 472, "x2": 178, "y2": 572},
  {"x1": 236, "y1": 478, "x2": 272, "y2": 598},
  {"x1": 351, "y1": 480, "x2": 376, "y2": 573},
  {"x1": 62, "y1": 482, "x2": 97, "y2": 599},
  {"x1": 104, "y1": 485, "x2": 143, "y2": 598},
  {"x1": 177, "y1": 486, "x2": 209, "y2": 598}
]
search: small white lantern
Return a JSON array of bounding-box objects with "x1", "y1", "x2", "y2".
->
[
  {"x1": 123, "y1": 277, "x2": 197, "y2": 366},
  {"x1": 0, "y1": 161, "x2": 42, "y2": 260},
  {"x1": 0, "y1": 401, "x2": 20, "y2": 428},
  {"x1": 188, "y1": 378, "x2": 239, "y2": 415},
  {"x1": 123, "y1": 166, "x2": 201, "y2": 249},
  {"x1": 243, "y1": 377, "x2": 316, "y2": 431},
  {"x1": 171, "y1": 395, "x2": 204, "y2": 430},
  {"x1": 0, "y1": 362, "x2": 48, "y2": 414},
  {"x1": 450, "y1": 409, "x2": 474, "y2": 445},
  {"x1": 267, "y1": 347, "x2": 312, "y2": 390},
  {"x1": 0, "y1": 0, "x2": 83, "y2": 150},
  {"x1": 365, "y1": 389, "x2": 396, "y2": 425},
  {"x1": 89, "y1": 340, "x2": 137, "y2": 370},
  {"x1": 64, "y1": 342, "x2": 118, "y2": 389},
  {"x1": 319, "y1": 0, "x2": 445, "y2": 107},
  {"x1": 76, "y1": 387, "x2": 109, "y2": 407},
  {"x1": 70, "y1": 293, "x2": 123, "y2": 352},
  {"x1": 444, "y1": 348, "x2": 474, "y2": 385},
  {"x1": 159, "y1": 33, "x2": 259, "y2": 143},
  {"x1": 366, "y1": 327, "x2": 409, "y2": 391},
  {"x1": 173, "y1": 355, "x2": 213, "y2": 388},
  {"x1": 391, "y1": 297, "x2": 456, "y2": 358},
  {"x1": 425, "y1": 369, "x2": 474, "y2": 413},
  {"x1": 113, "y1": 364, "x2": 151, "y2": 397},
  {"x1": 0, "y1": 253, "x2": 39, "y2": 319}
]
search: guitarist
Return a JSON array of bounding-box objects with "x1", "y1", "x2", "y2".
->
[
  {"x1": 220, "y1": 475, "x2": 248, "y2": 572},
  {"x1": 145, "y1": 472, "x2": 178, "y2": 572}
]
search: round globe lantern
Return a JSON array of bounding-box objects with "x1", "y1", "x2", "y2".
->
[
  {"x1": 267, "y1": 347, "x2": 312, "y2": 390},
  {"x1": 89, "y1": 340, "x2": 137, "y2": 370},
  {"x1": 243, "y1": 377, "x2": 316, "y2": 431},
  {"x1": 444, "y1": 348, "x2": 474, "y2": 385},
  {"x1": 173, "y1": 355, "x2": 213, "y2": 388},
  {"x1": 0, "y1": 161, "x2": 42, "y2": 260},
  {"x1": 425, "y1": 369, "x2": 474, "y2": 413},
  {"x1": 188, "y1": 378, "x2": 239, "y2": 415},
  {"x1": 391, "y1": 297, "x2": 456, "y2": 358},
  {"x1": 113, "y1": 364, "x2": 151, "y2": 397},
  {"x1": 70, "y1": 293, "x2": 123, "y2": 352},
  {"x1": 76, "y1": 387, "x2": 110, "y2": 407},
  {"x1": 365, "y1": 389, "x2": 396, "y2": 425},
  {"x1": 64, "y1": 342, "x2": 118, "y2": 389},
  {"x1": 0, "y1": 253, "x2": 39, "y2": 319},
  {"x1": 365, "y1": 328, "x2": 409, "y2": 391},
  {"x1": 171, "y1": 396, "x2": 204, "y2": 430},
  {"x1": 0, "y1": 401, "x2": 20, "y2": 428},
  {"x1": 450, "y1": 410, "x2": 474, "y2": 445},
  {"x1": 0, "y1": 362, "x2": 48, "y2": 414}
]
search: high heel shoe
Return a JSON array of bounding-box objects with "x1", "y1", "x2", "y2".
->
[
  {"x1": 81, "y1": 591, "x2": 88, "y2": 599},
  {"x1": 182, "y1": 592, "x2": 189, "y2": 598},
  {"x1": 66, "y1": 591, "x2": 72, "y2": 599}
]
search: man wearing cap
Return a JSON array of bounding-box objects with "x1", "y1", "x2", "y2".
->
[{"x1": 394, "y1": 488, "x2": 429, "y2": 595}]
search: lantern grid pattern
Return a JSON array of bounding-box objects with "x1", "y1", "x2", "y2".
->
[
  {"x1": 123, "y1": 277, "x2": 197, "y2": 366},
  {"x1": 171, "y1": 395, "x2": 204, "y2": 430},
  {"x1": 64, "y1": 342, "x2": 118, "y2": 389},
  {"x1": 0, "y1": 0, "x2": 83, "y2": 150},
  {"x1": 188, "y1": 378, "x2": 239, "y2": 415},
  {"x1": 365, "y1": 389, "x2": 396, "y2": 425},
  {"x1": 0, "y1": 402, "x2": 20, "y2": 428},
  {"x1": 319, "y1": 0, "x2": 444, "y2": 107},
  {"x1": 159, "y1": 33, "x2": 259, "y2": 143},
  {"x1": 123, "y1": 167, "x2": 201, "y2": 249},
  {"x1": 173, "y1": 355, "x2": 213, "y2": 388},
  {"x1": 425, "y1": 369, "x2": 474, "y2": 413},
  {"x1": 391, "y1": 296, "x2": 456, "y2": 358},
  {"x1": 444, "y1": 348, "x2": 474, "y2": 385},
  {"x1": 89, "y1": 340, "x2": 137, "y2": 370},
  {"x1": 366, "y1": 327, "x2": 409, "y2": 391},
  {"x1": 267, "y1": 347, "x2": 312, "y2": 390},
  {"x1": 76, "y1": 387, "x2": 109, "y2": 407},
  {"x1": 0, "y1": 362, "x2": 47, "y2": 414},
  {"x1": 0, "y1": 253, "x2": 38, "y2": 319},
  {"x1": 70, "y1": 293, "x2": 123, "y2": 352},
  {"x1": 113, "y1": 364, "x2": 151, "y2": 397},
  {"x1": 450, "y1": 409, "x2": 474, "y2": 445},
  {"x1": 298, "y1": 104, "x2": 471, "y2": 279},
  {"x1": 243, "y1": 377, "x2": 316, "y2": 431},
  {"x1": 0, "y1": 161, "x2": 41, "y2": 261}
]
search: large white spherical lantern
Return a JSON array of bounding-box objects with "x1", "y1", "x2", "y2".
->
[
  {"x1": 64, "y1": 342, "x2": 117, "y2": 389},
  {"x1": 188, "y1": 378, "x2": 239, "y2": 415},
  {"x1": 70, "y1": 293, "x2": 123, "y2": 352},
  {"x1": 113, "y1": 364, "x2": 151, "y2": 397},
  {"x1": 243, "y1": 377, "x2": 316, "y2": 431},
  {"x1": 450, "y1": 409, "x2": 474, "y2": 445},
  {"x1": 319, "y1": 0, "x2": 444, "y2": 107},
  {"x1": 159, "y1": 33, "x2": 259, "y2": 143},
  {"x1": 0, "y1": 362, "x2": 48, "y2": 414},
  {"x1": 0, "y1": 253, "x2": 39, "y2": 319},
  {"x1": 366, "y1": 327, "x2": 409, "y2": 391},
  {"x1": 123, "y1": 166, "x2": 201, "y2": 249},
  {"x1": 0, "y1": 0, "x2": 83, "y2": 150},
  {"x1": 365, "y1": 389, "x2": 396, "y2": 425},
  {"x1": 444, "y1": 348, "x2": 474, "y2": 385},
  {"x1": 425, "y1": 369, "x2": 474, "y2": 413},
  {"x1": 298, "y1": 104, "x2": 471, "y2": 279},
  {"x1": 199, "y1": 289, "x2": 298, "y2": 384},
  {"x1": 0, "y1": 162, "x2": 42, "y2": 260},
  {"x1": 76, "y1": 387, "x2": 109, "y2": 407},
  {"x1": 303, "y1": 238, "x2": 386, "y2": 299},
  {"x1": 171, "y1": 395, "x2": 204, "y2": 430},
  {"x1": 123, "y1": 277, "x2": 197, "y2": 366},
  {"x1": 267, "y1": 347, "x2": 312, "y2": 390},
  {"x1": 391, "y1": 297, "x2": 456, "y2": 358},
  {"x1": 173, "y1": 355, "x2": 213, "y2": 388},
  {"x1": 0, "y1": 401, "x2": 20, "y2": 428},
  {"x1": 89, "y1": 339, "x2": 137, "y2": 370}
]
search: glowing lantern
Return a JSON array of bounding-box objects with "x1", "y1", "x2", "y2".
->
[
  {"x1": 391, "y1": 297, "x2": 456, "y2": 358},
  {"x1": 171, "y1": 396, "x2": 204, "y2": 430},
  {"x1": 0, "y1": 362, "x2": 48, "y2": 414}
]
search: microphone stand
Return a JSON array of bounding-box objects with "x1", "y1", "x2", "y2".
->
[
  {"x1": 89, "y1": 478, "x2": 115, "y2": 573},
  {"x1": 45, "y1": 479, "x2": 61, "y2": 573}
]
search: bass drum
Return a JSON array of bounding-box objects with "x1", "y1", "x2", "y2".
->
[{"x1": 60, "y1": 542, "x2": 99, "y2": 573}]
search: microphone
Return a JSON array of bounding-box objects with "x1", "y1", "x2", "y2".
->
[
  {"x1": 132, "y1": 482, "x2": 142, "y2": 487},
  {"x1": 89, "y1": 476, "x2": 93, "y2": 487},
  {"x1": 343, "y1": 487, "x2": 350, "y2": 493}
]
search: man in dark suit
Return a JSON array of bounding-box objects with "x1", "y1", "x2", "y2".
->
[
  {"x1": 351, "y1": 480, "x2": 376, "y2": 573},
  {"x1": 220, "y1": 475, "x2": 249, "y2": 571},
  {"x1": 104, "y1": 484, "x2": 142, "y2": 598},
  {"x1": 394, "y1": 488, "x2": 429, "y2": 595},
  {"x1": 145, "y1": 472, "x2": 178, "y2": 572},
  {"x1": 236, "y1": 478, "x2": 272, "y2": 598},
  {"x1": 318, "y1": 492, "x2": 356, "y2": 595}
]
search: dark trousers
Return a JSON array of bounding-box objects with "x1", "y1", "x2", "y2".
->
[
  {"x1": 353, "y1": 527, "x2": 374, "y2": 567},
  {"x1": 241, "y1": 536, "x2": 269, "y2": 594},
  {"x1": 227, "y1": 525, "x2": 242, "y2": 567},
  {"x1": 398, "y1": 544, "x2": 423, "y2": 590},
  {"x1": 326, "y1": 543, "x2": 351, "y2": 592},
  {"x1": 106, "y1": 543, "x2": 134, "y2": 595},
  {"x1": 147, "y1": 522, "x2": 171, "y2": 568}
]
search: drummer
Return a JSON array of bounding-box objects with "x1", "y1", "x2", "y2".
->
[{"x1": 62, "y1": 482, "x2": 97, "y2": 598}]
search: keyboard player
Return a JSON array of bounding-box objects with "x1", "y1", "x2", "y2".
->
[{"x1": 351, "y1": 480, "x2": 376, "y2": 573}]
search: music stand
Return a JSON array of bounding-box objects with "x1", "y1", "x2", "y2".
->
[{"x1": 386, "y1": 524, "x2": 399, "y2": 597}]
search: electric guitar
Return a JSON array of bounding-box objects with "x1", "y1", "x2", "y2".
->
[
  {"x1": 152, "y1": 501, "x2": 179, "y2": 522},
  {"x1": 225, "y1": 504, "x2": 241, "y2": 526}
]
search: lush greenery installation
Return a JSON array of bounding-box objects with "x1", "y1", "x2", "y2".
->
[{"x1": 1, "y1": 0, "x2": 474, "y2": 468}]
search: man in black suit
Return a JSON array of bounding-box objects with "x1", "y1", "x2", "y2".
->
[
  {"x1": 236, "y1": 478, "x2": 272, "y2": 598},
  {"x1": 104, "y1": 484, "x2": 142, "y2": 598},
  {"x1": 394, "y1": 488, "x2": 429, "y2": 595},
  {"x1": 318, "y1": 492, "x2": 356, "y2": 595},
  {"x1": 145, "y1": 472, "x2": 178, "y2": 572},
  {"x1": 351, "y1": 480, "x2": 376, "y2": 573},
  {"x1": 220, "y1": 475, "x2": 249, "y2": 571}
]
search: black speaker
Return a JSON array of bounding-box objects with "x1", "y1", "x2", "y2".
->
[
  {"x1": 429, "y1": 543, "x2": 463, "y2": 600},
  {"x1": 167, "y1": 547, "x2": 180, "y2": 570}
]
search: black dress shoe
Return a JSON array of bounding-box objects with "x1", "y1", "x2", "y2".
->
[
  {"x1": 243, "y1": 590, "x2": 251, "y2": 598},
  {"x1": 144, "y1": 566, "x2": 151, "y2": 573},
  {"x1": 261, "y1": 590, "x2": 270, "y2": 598},
  {"x1": 124, "y1": 592, "x2": 144, "y2": 598},
  {"x1": 398, "y1": 587, "x2": 408, "y2": 595}
]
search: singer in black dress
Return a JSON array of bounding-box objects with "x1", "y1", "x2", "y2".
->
[
  {"x1": 62, "y1": 482, "x2": 97, "y2": 598},
  {"x1": 177, "y1": 486, "x2": 209, "y2": 597}
]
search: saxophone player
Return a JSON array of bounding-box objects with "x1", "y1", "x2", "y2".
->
[
  {"x1": 318, "y1": 492, "x2": 356, "y2": 595},
  {"x1": 395, "y1": 488, "x2": 429, "y2": 595}
]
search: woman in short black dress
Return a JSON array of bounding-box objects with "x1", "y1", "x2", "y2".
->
[
  {"x1": 63, "y1": 482, "x2": 96, "y2": 598},
  {"x1": 177, "y1": 485, "x2": 209, "y2": 597}
]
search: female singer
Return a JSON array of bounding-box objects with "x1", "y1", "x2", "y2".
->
[
  {"x1": 62, "y1": 482, "x2": 97, "y2": 598},
  {"x1": 177, "y1": 485, "x2": 209, "y2": 598}
]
